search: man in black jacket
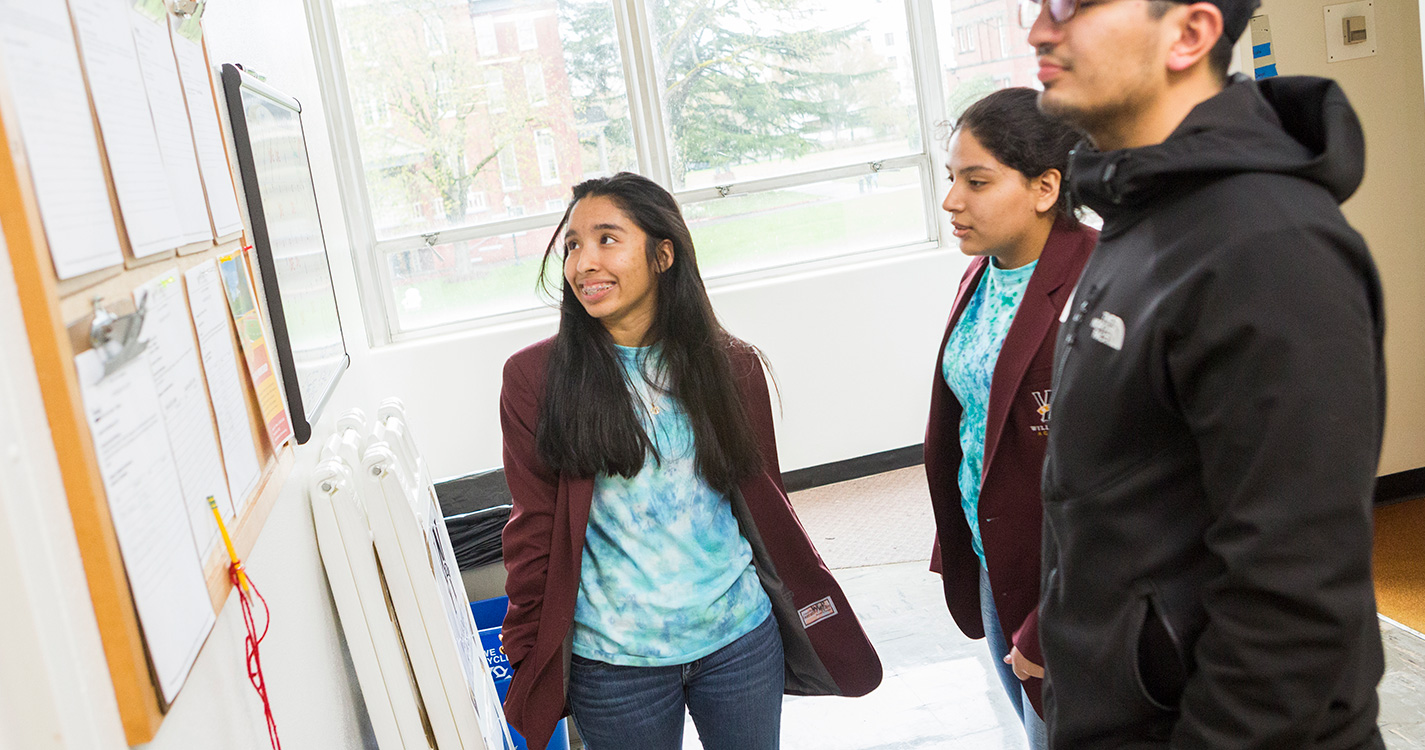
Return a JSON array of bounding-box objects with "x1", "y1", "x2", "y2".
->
[{"x1": 1021, "y1": 0, "x2": 1387, "y2": 747}]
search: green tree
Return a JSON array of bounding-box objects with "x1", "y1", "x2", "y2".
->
[
  {"x1": 945, "y1": 74, "x2": 998, "y2": 121},
  {"x1": 560, "y1": 0, "x2": 878, "y2": 184},
  {"x1": 339, "y1": 0, "x2": 540, "y2": 232},
  {"x1": 557, "y1": 0, "x2": 635, "y2": 176}
]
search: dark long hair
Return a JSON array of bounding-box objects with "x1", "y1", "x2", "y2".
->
[
  {"x1": 954, "y1": 87, "x2": 1083, "y2": 224},
  {"x1": 534, "y1": 172, "x2": 763, "y2": 495}
]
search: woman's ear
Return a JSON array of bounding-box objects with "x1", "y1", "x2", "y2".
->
[
  {"x1": 657, "y1": 239, "x2": 674, "y2": 272},
  {"x1": 1035, "y1": 169, "x2": 1062, "y2": 215}
]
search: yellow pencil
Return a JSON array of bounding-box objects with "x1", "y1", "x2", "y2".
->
[{"x1": 207, "y1": 495, "x2": 249, "y2": 592}]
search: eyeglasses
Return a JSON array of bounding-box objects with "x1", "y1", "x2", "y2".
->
[
  {"x1": 1019, "y1": 0, "x2": 1140, "y2": 28},
  {"x1": 1018, "y1": 0, "x2": 1079, "y2": 27}
]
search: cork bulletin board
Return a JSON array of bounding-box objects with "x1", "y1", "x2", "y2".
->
[{"x1": 0, "y1": 1, "x2": 297, "y2": 742}]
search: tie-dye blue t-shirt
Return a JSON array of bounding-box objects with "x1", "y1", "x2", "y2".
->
[
  {"x1": 572, "y1": 345, "x2": 771, "y2": 666},
  {"x1": 942, "y1": 260, "x2": 1038, "y2": 569}
]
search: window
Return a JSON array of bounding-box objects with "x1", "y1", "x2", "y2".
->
[
  {"x1": 474, "y1": 18, "x2": 498, "y2": 57},
  {"x1": 466, "y1": 188, "x2": 489, "y2": 215},
  {"x1": 497, "y1": 146, "x2": 520, "y2": 191},
  {"x1": 935, "y1": 0, "x2": 1039, "y2": 119},
  {"x1": 359, "y1": 90, "x2": 389, "y2": 127},
  {"x1": 524, "y1": 62, "x2": 547, "y2": 106},
  {"x1": 323, "y1": 0, "x2": 1033, "y2": 337},
  {"x1": 484, "y1": 68, "x2": 506, "y2": 113},
  {"x1": 435, "y1": 70, "x2": 456, "y2": 115},
  {"x1": 956, "y1": 23, "x2": 978, "y2": 54},
  {"x1": 424, "y1": 18, "x2": 448, "y2": 55},
  {"x1": 515, "y1": 17, "x2": 537, "y2": 51},
  {"x1": 535, "y1": 129, "x2": 560, "y2": 184}
]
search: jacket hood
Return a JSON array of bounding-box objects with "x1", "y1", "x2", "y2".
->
[{"x1": 1069, "y1": 75, "x2": 1365, "y2": 222}]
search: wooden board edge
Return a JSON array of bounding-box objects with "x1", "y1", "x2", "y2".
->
[
  {"x1": 55, "y1": 262, "x2": 124, "y2": 299},
  {"x1": 203, "y1": 446, "x2": 295, "y2": 610},
  {"x1": 176, "y1": 238, "x2": 215, "y2": 257},
  {"x1": 122, "y1": 247, "x2": 177, "y2": 270}
]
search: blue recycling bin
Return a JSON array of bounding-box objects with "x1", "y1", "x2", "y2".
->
[{"x1": 472, "y1": 596, "x2": 570, "y2": 750}]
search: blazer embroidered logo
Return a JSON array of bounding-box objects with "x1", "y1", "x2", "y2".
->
[
  {"x1": 1031, "y1": 390, "x2": 1052, "y2": 436},
  {"x1": 1090, "y1": 311, "x2": 1125, "y2": 351},
  {"x1": 799, "y1": 597, "x2": 838, "y2": 628},
  {"x1": 1033, "y1": 390, "x2": 1052, "y2": 419}
]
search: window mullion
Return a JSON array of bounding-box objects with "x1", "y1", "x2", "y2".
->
[
  {"x1": 371, "y1": 215, "x2": 561, "y2": 255},
  {"x1": 673, "y1": 156, "x2": 928, "y2": 204},
  {"x1": 613, "y1": 0, "x2": 674, "y2": 188},
  {"x1": 907, "y1": 0, "x2": 952, "y2": 246},
  {"x1": 304, "y1": 0, "x2": 400, "y2": 345}
]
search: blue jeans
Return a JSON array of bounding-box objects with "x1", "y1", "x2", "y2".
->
[
  {"x1": 981, "y1": 566, "x2": 1048, "y2": 750},
  {"x1": 567, "y1": 614, "x2": 784, "y2": 750}
]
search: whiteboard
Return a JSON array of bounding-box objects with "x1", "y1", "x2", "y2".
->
[{"x1": 220, "y1": 63, "x2": 348, "y2": 444}]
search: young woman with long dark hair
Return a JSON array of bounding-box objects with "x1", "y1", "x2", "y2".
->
[
  {"x1": 924, "y1": 88, "x2": 1097, "y2": 750},
  {"x1": 498, "y1": 172, "x2": 881, "y2": 750}
]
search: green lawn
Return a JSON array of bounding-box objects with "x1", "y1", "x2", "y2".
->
[
  {"x1": 394, "y1": 183, "x2": 928, "y2": 330},
  {"x1": 691, "y1": 187, "x2": 925, "y2": 273}
]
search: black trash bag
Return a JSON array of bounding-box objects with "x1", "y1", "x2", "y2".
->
[
  {"x1": 445, "y1": 505, "x2": 512, "y2": 570},
  {"x1": 435, "y1": 468, "x2": 515, "y2": 570}
]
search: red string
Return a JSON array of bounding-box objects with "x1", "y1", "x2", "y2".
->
[{"x1": 231, "y1": 566, "x2": 281, "y2": 750}]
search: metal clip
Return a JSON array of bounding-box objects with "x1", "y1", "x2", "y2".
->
[
  {"x1": 715, "y1": 185, "x2": 733, "y2": 198},
  {"x1": 89, "y1": 294, "x2": 150, "y2": 378},
  {"x1": 421, "y1": 231, "x2": 441, "y2": 247}
]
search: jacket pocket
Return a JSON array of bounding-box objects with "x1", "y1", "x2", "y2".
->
[{"x1": 1132, "y1": 586, "x2": 1188, "y2": 712}]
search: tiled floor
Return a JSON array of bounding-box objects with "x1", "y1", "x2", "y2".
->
[{"x1": 672, "y1": 467, "x2": 1425, "y2": 750}]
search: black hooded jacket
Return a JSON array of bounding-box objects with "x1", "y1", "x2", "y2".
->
[{"x1": 1040, "y1": 76, "x2": 1386, "y2": 749}]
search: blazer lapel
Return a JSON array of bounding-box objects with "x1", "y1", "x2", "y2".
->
[{"x1": 980, "y1": 222, "x2": 1078, "y2": 476}]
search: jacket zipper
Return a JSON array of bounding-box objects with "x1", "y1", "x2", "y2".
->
[{"x1": 1053, "y1": 280, "x2": 1105, "y2": 391}]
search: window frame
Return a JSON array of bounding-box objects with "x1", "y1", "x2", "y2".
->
[
  {"x1": 423, "y1": 17, "x2": 448, "y2": 55},
  {"x1": 523, "y1": 61, "x2": 548, "y2": 107},
  {"x1": 484, "y1": 68, "x2": 506, "y2": 113},
  {"x1": 534, "y1": 128, "x2": 560, "y2": 185},
  {"x1": 497, "y1": 145, "x2": 521, "y2": 192},
  {"x1": 306, "y1": 0, "x2": 954, "y2": 344},
  {"x1": 515, "y1": 16, "x2": 538, "y2": 51}
]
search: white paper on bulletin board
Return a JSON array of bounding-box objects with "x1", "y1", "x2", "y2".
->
[
  {"x1": 134, "y1": 270, "x2": 235, "y2": 557},
  {"x1": 169, "y1": 15, "x2": 244, "y2": 239},
  {"x1": 184, "y1": 259, "x2": 263, "y2": 513},
  {"x1": 74, "y1": 348, "x2": 214, "y2": 705},
  {"x1": 128, "y1": 4, "x2": 211, "y2": 246},
  {"x1": 0, "y1": 0, "x2": 124, "y2": 278},
  {"x1": 68, "y1": 0, "x2": 184, "y2": 257}
]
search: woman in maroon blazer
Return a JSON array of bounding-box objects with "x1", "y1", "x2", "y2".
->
[
  {"x1": 925, "y1": 88, "x2": 1096, "y2": 749},
  {"x1": 499, "y1": 172, "x2": 881, "y2": 750}
]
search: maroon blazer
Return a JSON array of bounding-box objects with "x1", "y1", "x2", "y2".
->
[
  {"x1": 925, "y1": 217, "x2": 1097, "y2": 716},
  {"x1": 500, "y1": 338, "x2": 882, "y2": 749}
]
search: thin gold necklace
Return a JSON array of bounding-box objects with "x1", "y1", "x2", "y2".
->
[{"x1": 639, "y1": 376, "x2": 667, "y2": 417}]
